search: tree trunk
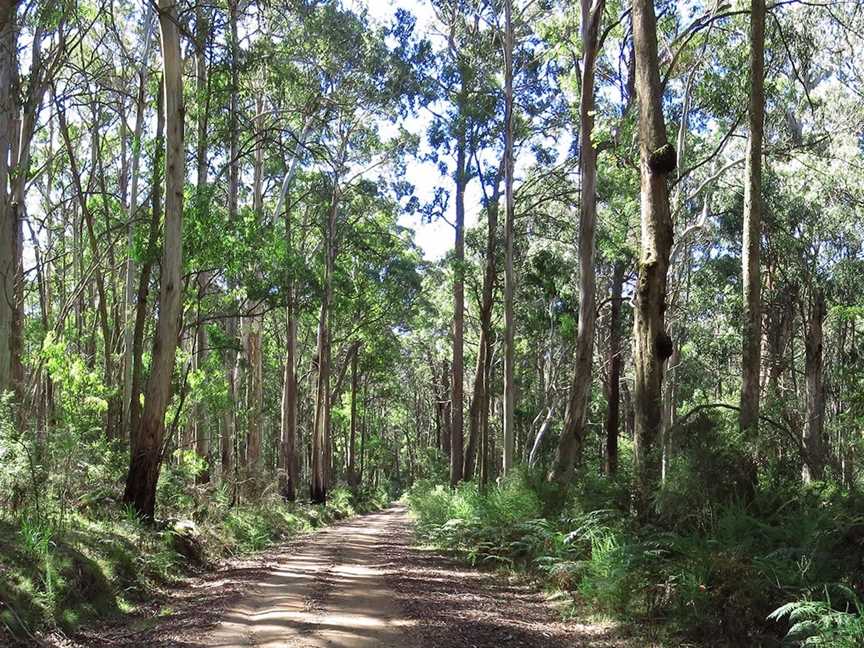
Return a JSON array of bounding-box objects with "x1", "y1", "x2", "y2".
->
[
  {"x1": 193, "y1": 3, "x2": 211, "y2": 482},
  {"x1": 605, "y1": 261, "x2": 625, "y2": 475},
  {"x1": 311, "y1": 189, "x2": 338, "y2": 503},
  {"x1": 123, "y1": 0, "x2": 185, "y2": 520},
  {"x1": 441, "y1": 358, "x2": 452, "y2": 457},
  {"x1": 279, "y1": 292, "x2": 298, "y2": 501},
  {"x1": 450, "y1": 133, "x2": 467, "y2": 487},
  {"x1": 276, "y1": 115, "x2": 312, "y2": 502},
  {"x1": 631, "y1": 0, "x2": 675, "y2": 520},
  {"x1": 194, "y1": 275, "x2": 210, "y2": 483},
  {"x1": 222, "y1": 0, "x2": 240, "y2": 485},
  {"x1": 130, "y1": 77, "x2": 165, "y2": 440},
  {"x1": 739, "y1": 0, "x2": 766, "y2": 434},
  {"x1": 502, "y1": 0, "x2": 517, "y2": 477},
  {"x1": 465, "y1": 169, "x2": 502, "y2": 480},
  {"x1": 359, "y1": 379, "x2": 369, "y2": 484},
  {"x1": 347, "y1": 344, "x2": 361, "y2": 487},
  {"x1": 802, "y1": 289, "x2": 826, "y2": 483},
  {"x1": 465, "y1": 328, "x2": 488, "y2": 480},
  {"x1": 245, "y1": 97, "x2": 265, "y2": 478},
  {"x1": 122, "y1": 6, "x2": 155, "y2": 441},
  {"x1": 549, "y1": 0, "x2": 605, "y2": 485},
  {"x1": 0, "y1": 0, "x2": 15, "y2": 395}
]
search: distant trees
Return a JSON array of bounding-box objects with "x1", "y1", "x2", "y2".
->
[{"x1": 2, "y1": 0, "x2": 864, "y2": 527}]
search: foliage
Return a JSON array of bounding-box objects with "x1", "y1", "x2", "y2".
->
[
  {"x1": 0, "y1": 485, "x2": 386, "y2": 639},
  {"x1": 408, "y1": 434, "x2": 864, "y2": 646},
  {"x1": 770, "y1": 586, "x2": 864, "y2": 647}
]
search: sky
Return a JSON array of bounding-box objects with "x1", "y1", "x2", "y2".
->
[{"x1": 351, "y1": 0, "x2": 486, "y2": 261}]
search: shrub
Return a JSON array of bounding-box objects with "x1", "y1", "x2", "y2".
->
[{"x1": 770, "y1": 586, "x2": 864, "y2": 647}]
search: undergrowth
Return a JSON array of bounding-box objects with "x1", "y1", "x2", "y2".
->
[
  {"x1": 0, "y1": 479, "x2": 389, "y2": 641},
  {"x1": 406, "y1": 423, "x2": 864, "y2": 647},
  {"x1": 0, "y1": 375, "x2": 392, "y2": 642}
]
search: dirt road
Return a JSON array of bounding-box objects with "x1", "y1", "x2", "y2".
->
[
  {"x1": 205, "y1": 507, "x2": 415, "y2": 648},
  {"x1": 67, "y1": 505, "x2": 637, "y2": 648}
]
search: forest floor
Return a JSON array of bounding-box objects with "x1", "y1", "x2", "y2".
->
[{"x1": 44, "y1": 506, "x2": 648, "y2": 648}]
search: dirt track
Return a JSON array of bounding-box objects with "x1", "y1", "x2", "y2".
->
[
  {"x1": 205, "y1": 507, "x2": 416, "y2": 648},
  {"x1": 62, "y1": 505, "x2": 641, "y2": 648}
]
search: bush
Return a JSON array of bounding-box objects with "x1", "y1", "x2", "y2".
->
[
  {"x1": 406, "y1": 439, "x2": 864, "y2": 647},
  {"x1": 770, "y1": 585, "x2": 864, "y2": 647}
]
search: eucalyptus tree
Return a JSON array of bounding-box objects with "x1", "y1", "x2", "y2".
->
[
  {"x1": 501, "y1": 0, "x2": 516, "y2": 476},
  {"x1": 0, "y1": 0, "x2": 71, "y2": 401},
  {"x1": 0, "y1": 1, "x2": 15, "y2": 396},
  {"x1": 631, "y1": 0, "x2": 675, "y2": 519},
  {"x1": 121, "y1": 5, "x2": 156, "y2": 441},
  {"x1": 739, "y1": 0, "x2": 766, "y2": 434},
  {"x1": 547, "y1": 0, "x2": 606, "y2": 485},
  {"x1": 289, "y1": 5, "x2": 419, "y2": 503},
  {"x1": 123, "y1": 0, "x2": 185, "y2": 519},
  {"x1": 425, "y1": 0, "x2": 488, "y2": 486}
]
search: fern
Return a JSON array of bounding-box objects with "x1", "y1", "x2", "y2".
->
[{"x1": 769, "y1": 586, "x2": 864, "y2": 647}]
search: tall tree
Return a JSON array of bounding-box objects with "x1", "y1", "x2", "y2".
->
[
  {"x1": 502, "y1": 0, "x2": 517, "y2": 476},
  {"x1": 605, "y1": 260, "x2": 625, "y2": 475},
  {"x1": 802, "y1": 287, "x2": 826, "y2": 482},
  {"x1": 123, "y1": 0, "x2": 185, "y2": 519},
  {"x1": 0, "y1": 0, "x2": 17, "y2": 395},
  {"x1": 450, "y1": 124, "x2": 467, "y2": 487},
  {"x1": 193, "y1": 1, "x2": 211, "y2": 481},
  {"x1": 631, "y1": 0, "x2": 675, "y2": 519},
  {"x1": 549, "y1": 0, "x2": 605, "y2": 485},
  {"x1": 739, "y1": 0, "x2": 766, "y2": 433},
  {"x1": 122, "y1": 5, "x2": 155, "y2": 440},
  {"x1": 222, "y1": 0, "x2": 240, "y2": 484}
]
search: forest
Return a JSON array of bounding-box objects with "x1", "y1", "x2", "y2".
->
[{"x1": 1, "y1": 0, "x2": 864, "y2": 645}]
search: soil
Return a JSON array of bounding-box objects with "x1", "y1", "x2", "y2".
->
[{"x1": 37, "y1": 506, "x2": 650, "y2": 648}]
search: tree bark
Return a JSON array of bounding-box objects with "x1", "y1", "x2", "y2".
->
[
  {"x1": 802, "y1": 288, "x2": 826, "y2": 483},
  {"x1": 605, "y1": 261, "x2": 625, "y2": 475},
  {"x1": 245, "y1": 96, "x2": 265, "y2": 478},
  {"x1": 465, "y1": 327, "x2": 489, "y2": 479},
  {"x1": 276, "y1": 115, "x2": 313, "y2": 502},
  {"x1": 347, "y1": 344, "x2": 361, "y2": 487},
  {"x1": 739, "y1": 0, "x2": 766, "y2": 434},
  {"x1": 450, "y1": 132, "x2": 467, "y2": 487},
  {"x1": 0, "y1": 0, "x2": 15, "y2": 395},
  {"x1": 130, "y1": 77, "x2": 165, "y2": 440},
  {"x1": 123, "y1": 0, "x2": 185, "y2": 520},
  {"x1": 194, "y1": 2, "x2": 211, "y2": 482},
  {"x1": 502, "y1": 0, "x2": 517, "y2": 477},
  {"x1": 631, "y1": 0, "x2": 675, "y2": 520},
  {"x1": 122, "y1": 5, "x2": 155, "y2": 441},
  {"x1": 222, "y1": 0, "x2": 240, "y2": 485},
  {"x1": 465, "y1": 163, "x2": 503, "y2": 480},
  {"x1": 549, "y1": 0, "x2": 605, "y2": 485},
  {"x1": 279, "y1": 291, "x2": 299, "y2": 501},
  {"x1": 441, "y1": 358, "x2": 452, "y2": 457},
  {"x1": 311, "y1": 188, "x2": 339, "y2": 503}
]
